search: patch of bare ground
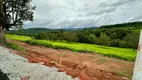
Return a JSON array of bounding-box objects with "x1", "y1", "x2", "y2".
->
[{"x1": 8, "y1": 40, "x2": 134, "y2": 80}]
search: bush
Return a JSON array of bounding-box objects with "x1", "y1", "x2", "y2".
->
[
  {"x1": 97, "y1": 33, "x2": 110, "y2": 45},
  {"x1": 119, "y1": 41, "x2": 132, "y2": 48},
  {"x1": 109, "y1": 39, "x2": 121, "y2": 47},
  {"x1": 123, "y1": 32, "x2": 139, "y2": 49}
]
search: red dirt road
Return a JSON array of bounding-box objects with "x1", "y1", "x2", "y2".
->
[{"x1": 9, "y1": 40, "x2": 134, "y2": 80}]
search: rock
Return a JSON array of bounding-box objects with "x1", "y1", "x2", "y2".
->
[
  {"x1": 38, "y1": 62, "x2": 44, "y2": 65},
  {"x1": 122, "y1": 77, "x2": 129, "y2": 80}
]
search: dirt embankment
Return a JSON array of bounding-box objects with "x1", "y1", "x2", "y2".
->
[
  {"x1": 9, "y1": 40, "x2": 134, "y2": 80},
  {"x1": 0, "y1": 46, "x2": 78, "y2": 80}
]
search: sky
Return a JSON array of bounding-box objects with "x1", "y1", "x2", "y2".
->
[{"x1": 24, "y1": 0, "x2": 142, "y2": 29}]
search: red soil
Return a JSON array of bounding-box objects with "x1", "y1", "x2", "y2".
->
[{"x1": 8, "y1": 40, "x2": 134, "y2": 80}]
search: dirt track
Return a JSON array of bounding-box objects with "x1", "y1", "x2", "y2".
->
[{"x1": 8, "y1": 40, "x2": 134, "y2": 80}]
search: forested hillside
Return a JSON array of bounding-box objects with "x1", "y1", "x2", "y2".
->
[
  {"x1": 7, "y1": 21, "x2": 142, "y2": 50},
  {"x1": 100, "y1": 21, "x2": 142, "y2": 29}
]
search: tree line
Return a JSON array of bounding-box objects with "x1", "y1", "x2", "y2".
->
[{"x1": 20, "y1": 28, "x2": 139, "y2": 50}]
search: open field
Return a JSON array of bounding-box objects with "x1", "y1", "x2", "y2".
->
[
  {"x1": 8, "y1": 40, "x2": 134, "y2": 80},
  {"x1": 6, "y1": 34, "x2": 32, "y2": 41},
  {"x1": 6, "y1": 34, "x2": 137, "y2": 61}
]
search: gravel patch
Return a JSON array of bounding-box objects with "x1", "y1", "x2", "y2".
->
[{"x1": 0, "y1": 46, "x2": 79, "y2": 80}]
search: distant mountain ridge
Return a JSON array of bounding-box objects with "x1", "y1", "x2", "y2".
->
[
  {"x1": 7, "y1": 27, "x2": 85, "y2": 36},
  {"x1": 7, "y1": 21, "x2": 142, "y2": 36},
  {"x1": 100, "y1": 21, "x2": 142, "y2": 28}
]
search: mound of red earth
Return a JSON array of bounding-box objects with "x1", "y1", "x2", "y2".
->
[{"x1": 9, "y1": 40, "x2": 134, "y2": 80}]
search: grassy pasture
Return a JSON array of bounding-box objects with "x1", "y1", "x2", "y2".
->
[{"x1": 6, "y1": 34, "x2": 137, "y2": 61}]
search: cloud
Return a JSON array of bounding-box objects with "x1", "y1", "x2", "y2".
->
[
  {"x1": 24, "y1": 0, "x2": 142, "y2": 29},
  {"x1": 99, "y1": 0, "x2": 137, "y2": 8},
  {"x1": 129, "y1": 13, "x2": 142, "y2": 21},
  {"x1": 92, "y1": 7, "x2": 116, "y2": 15}
]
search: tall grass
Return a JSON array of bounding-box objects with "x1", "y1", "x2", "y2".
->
[
  {"x1": 7, "y1": 43, "x2": 25, "y2": 51},
  {"x1": 6, "y1": 34, "x2": 32, "y2": 41},
  {"x1": 6, "y1": 34, "x2": 137, "y2": 61}
]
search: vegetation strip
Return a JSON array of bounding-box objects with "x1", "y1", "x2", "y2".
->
[
  {"x1": 7, "y1": 22, "x2": 141, "y2": 50},
  {"x1": 7, "y1": 42, "x2": 25, "y2": 52},
  {"x1": 6, "y1": 34, "x2": 137, "y2": 61}
]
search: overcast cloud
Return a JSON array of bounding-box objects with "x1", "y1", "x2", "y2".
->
[{"x1": 24, "y1": 0, "x2": 142, "y2": 29}]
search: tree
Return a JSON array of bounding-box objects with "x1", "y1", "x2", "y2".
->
[
  {"x1": 123, "y1": 32, "x2": 139, "y2": 50},
  {"x1": 77, "y1": 32, "x2": 89, "y2": 43},
  {"x1": 63, "y1": 32, "x2": 78, "y2": 42},
  {"x1": 87, "y1": 34, "x2": 97, "y2": 44},
  {"x1": 0, "y1": 0, "x2": 6, "y2": 45},
  {"x1": 98, "y1": 33, "x2": 110, "y2": 46},
  {"x1": 0, "y1": 0, "x2": 35, "y2": 45},
  {"x1": 109, "y1": 39, "x2": 121, "y2": 47},
  {"x1": 3, "y1": 0, "x2": 36, "y2": 30}
]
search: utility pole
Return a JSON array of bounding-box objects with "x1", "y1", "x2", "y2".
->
[{"x1": 133, "y1": 31, "x2": 142, "y2": 80}]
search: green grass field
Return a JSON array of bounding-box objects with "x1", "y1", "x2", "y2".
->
[
  {"x1": 7, "y1": 42, "x2": 25, "y2": 51},
  {"x1": 6, "y1": 34, "x2": 137, "y2": 61},
  {"x1": 6, "y1": 34, "x2": 32, "y2": 41}
]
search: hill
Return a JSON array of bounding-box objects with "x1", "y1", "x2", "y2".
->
[
  {"x1": 7, "y1": 28, "x2": 51, "y2": 36},
  {"x1": 6, "y1": 21, "x2": 142, "y2": 49},
  {"x1": 100, "y1": 21, "x2": 142, "y2": 29},
  {"x1": 7, "y1": 27, "x2": 86, "y2": 36},
  {"x1": 7, "y1": 21, "x2": 142, "y2": 36}
]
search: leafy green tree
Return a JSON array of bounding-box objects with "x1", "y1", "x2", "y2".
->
[
  {"x1": 63, "y1": 32, "x2": 78, "y2": 42},
  {"x1": 123, "y1": 32, "x2": 139, "y2": 50},
  {"x1": 119, "y1": 41, "x2": 132, "y2": 48},
  {"x1": 107, "y1": 29, "x2": 128, "y2": 39},
  {"x1": 87, "y1": 34, "x2": 97, "y2": 43},
  {"x1": 109, "y1": 39, "x2": 121, "y2": 47},
  {"x1": 77, "y1": 32, "x2": 88, "y2": 43},
  {"x1": 98, "y1": 33, "x2": 110, "y2": 46},
  {"x1": 110, "y1": 32, "x2": 117, "y2": 39},
  {"x1": 0, "y1": 0, "x2": 35, "y2": 45},
  {"x1": 3, "y1": 0, "x2": 35, "y2": 30}
]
